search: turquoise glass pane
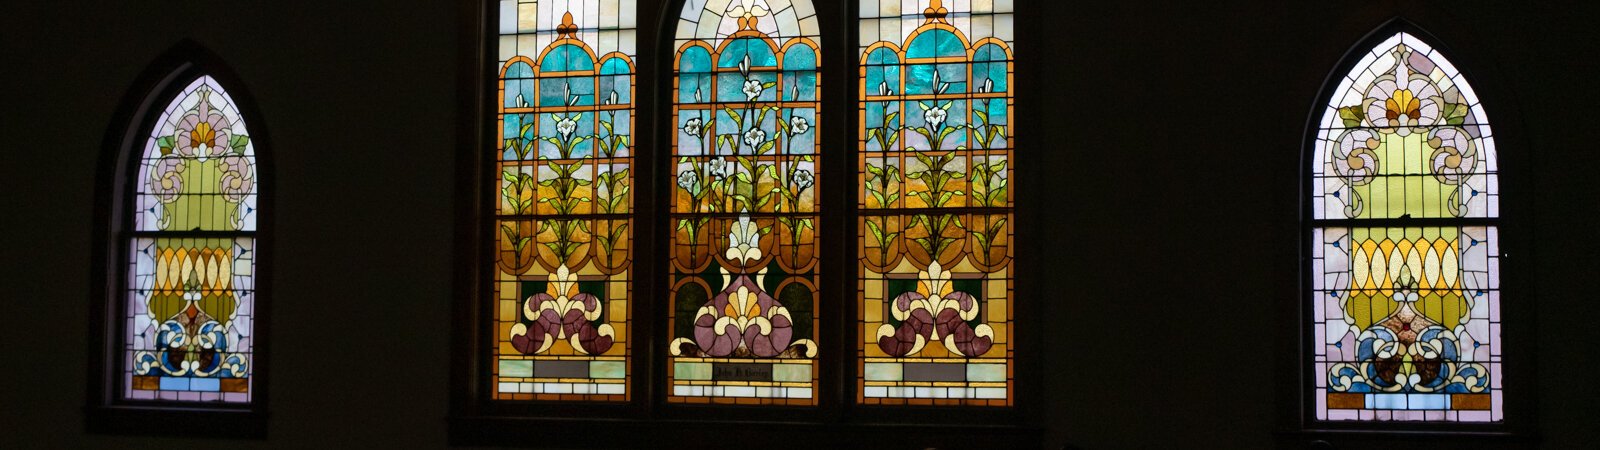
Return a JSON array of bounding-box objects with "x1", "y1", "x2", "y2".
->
[
  {"x1": 782, "y1": 45, "x2": 816, "y2": 71},
  {"x1": 906, "y1": 29, "x2": 963, "y2": 59},
  {"x1": 718, "y1": 37, "x2": 777, "y2": 68},
  {"x1": 600, "y1": 57, "x2": 630, "y2": 75},
  {"x1": 680, "y1": 46, "x2": 712, "y2": 73},
  {"x1": 540, "y1": 44, "x2": 595, "y2": 73}
]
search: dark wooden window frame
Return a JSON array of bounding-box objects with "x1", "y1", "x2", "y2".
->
[
  {"x1": 1283, "y1": 18, "x2": 1538, "y2": 447},
  {"x1": 450, "y1": 1, "x2": 1041, "y2": 447},
  {"x1": 86, "y1": 40, "x2": 273, "y2": 439}
]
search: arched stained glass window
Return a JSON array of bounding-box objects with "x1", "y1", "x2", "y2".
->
[
  {"x1": 492, "y1": 0, "x2": 637, "y2": 401},
  {"x1": 667, "y1": 0, "x2": 821, "y2": 405},
  {"x1": 858, "y1": 0, "x2": 1015, "y2": 406},
  {"x1": 125, "y1": 75, "x2": 259, "y2": 403},
  {"x1": 1311, "y1": 32, "x2": 1501, "y2": 422}
]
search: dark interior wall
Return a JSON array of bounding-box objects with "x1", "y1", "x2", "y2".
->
[{"x1": 1, "y1": 1, "x2": 1596, "y2": 448}]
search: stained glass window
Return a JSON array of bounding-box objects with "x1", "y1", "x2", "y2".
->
[
  {"x1": 125, "y1": 76, "x2": 258, "y2": 403},
  {"x1": 667, "y1": 0, "x2": 821, "y2": 405},
  {"x1": 1311, "y1": 32, "x2": 1501, "y2": 422},
  {"x1": 857, "y1": 0, "x2": 1014, "y2": 406},
  {"x1": 492, "y1": 0, "x2": 637, "y2": 401}
]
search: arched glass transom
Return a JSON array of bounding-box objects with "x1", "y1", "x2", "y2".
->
[{"x1": 1311, "y1": 31, "x2": 1502, "y2": 422}]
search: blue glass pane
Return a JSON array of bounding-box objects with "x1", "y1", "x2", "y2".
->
[
  {"x1": 679, "y1": 73, "x2": 711, "y2": 103},
  {"x1": 600, "y1": 57, "x2": 631, "y2": 75},
  {"x1": 719, "y1": 37, "x2": 778, "y2": 68},
  {"x1": 906, "y1": 29, "x2": 963, "y2": 59},
  {"x1": 540, "y1": 44, "x2": 596, "y2": 73},
  {"x1": 680, "y1": 46, "x2": 713, "y2": 74},
  {"x1": 973, "y1": 62, "x2": 1007, "y2": 93},
  {"x1": 905, "y1": 63, "x2": 967, "y2": 95},
  {"x1": 785, "y1": 71, "x2": 817, "y2": 101},
  {"x1": 505, "y1": 61, "x2": 535, "y2": 78},
  {"x1": 973, "y1": 43, "x2": 1007, "y2": 62},
  {"x1": 867, "y1": 47, "x2": 899, "y2": 66},
  {"x1": 599, "y1": 74, "x2": 631, "y2": 104},
  {"x1": 782, "y1": 45, "x2": 816, "y2": 71}
]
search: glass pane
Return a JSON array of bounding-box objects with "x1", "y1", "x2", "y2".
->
[
  {"x1": 124, "y1": 76, "x2": 258, "y2": 403},
  {"x1": 1313, "y1": 33, "x2": 1497, "y2": 220},
  {"x1": 857, "y1": 0, "x2": 1014, "y2": 406},
  {"x1": 668, "y1": 0, "x2": 821, "y2": 405},
  {"x1": 1313, "y1": 226, "x2": 1500, "y2": 422},
  {"x1": 1310, "y1": 32, "x2": 1502, "y2": 423},
  {"x1": 491, "y1": 0, "x2": 637, "y2": 402}
]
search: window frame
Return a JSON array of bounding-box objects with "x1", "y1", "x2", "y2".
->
[
  {"x1": 87, "y1": 40, "x2": 273, "y2": 439},
  {"x1": 1290, "y1": 18, "x2": 1536, "y2": 443},
  {"x1": 452, "y1": 0, "x2": 1040, "y2": 445}
]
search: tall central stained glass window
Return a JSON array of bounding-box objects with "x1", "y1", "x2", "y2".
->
[
  {"x1": 667, "y1": 0, "x2": 822, "y2": 405},
  {"x1": 1310, "y1": 32, "x2": 1502, "y2": 422},
  {"x1": 857, "y1": 0, "x2": 1015, "y2": 406},
  {"x1": 492, "y1": 0, "x2": 637, "y2": 401}
]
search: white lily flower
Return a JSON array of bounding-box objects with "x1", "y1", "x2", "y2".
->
[
  {"x1": 791, "y1": 169, "x2": 814, "y2": 191},
  {"x1": 682, "y1": 117, "x2": 704, "y2": 138},
  {"x1": 556, "y1": 114, "x2": 578, "y2": 142},
  {"x1": 743, "y1": 127, "x2": 767, "y2": 149},
  {"x1": 743, "y1": 78, "x2": 763, "y2": 101},
  {"x1": 705, "y1": 158, "x2": 730, "y2": 180},
  {"x1": 924, "y1": 105, "x2": 947, "y2": 131},
  {"x1": 789, "y1": 116, "x2": 810, "y2": 135}
]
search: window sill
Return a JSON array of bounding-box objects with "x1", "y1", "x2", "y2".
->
[
  {"x1": 85, "y1": 405, "x2": 267, "y2": 439},
  {"x1": 450, "y1": 415, "x2": 1042, "y2": 449},
  {"x1": 1277, "y1": 428, "x2": 1538, "y2": 449}
]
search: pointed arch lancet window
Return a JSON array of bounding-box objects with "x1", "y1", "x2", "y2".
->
[
  {"x1": 667, "y1": 0, "x2": 822, "y2": 405},
  {"x1": 125, "y1": 76, "x2": 259, "y2": 403},
  {"x1": 1311, "y1": 32, "x2": 1501, "y2": 422},
  {"x1": 492, "y1": 0, "x2": 638, "y2": 401},
  {"x1": 858, "y1": 0, "x2": 1015, "y2": 406}
]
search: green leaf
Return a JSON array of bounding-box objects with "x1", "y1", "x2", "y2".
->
[
  {"x1": 989, "y1": 186, "x2": 1008, "y2": 206},
  {"x1": 156, "y1": 136, "x2": 176, "y2": 154},
  {"x1": 610, "y1": 223, "x2": 628, "y2": 242},
  {"x1": 1443, "y1": 102, "x2": 1470, "y2": 125},
  {"x1": 973, "y1": 109, "x2": 989, "y2": 125},
  {"x1": 886, "y1": 111, "x2": 900, "y2": 126},
  {"x1": 758, "y1": 140, "x2": 775, "y2": 154},
  {"x1": 724, "y1": 107, "x2": 743, "y2": 126},
  {"x1": 866, "y1": 220, "x2": 886, "y2": 243},
  {"x1": 866, "y1": 164, "x2": 885, "y2": 178},
  {"x1": 1338, "y1": 106, "x2": 1365, "y2": 128},
  {"x1": 229, "y1": 135, "x2": 251, "y2": 152}
]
